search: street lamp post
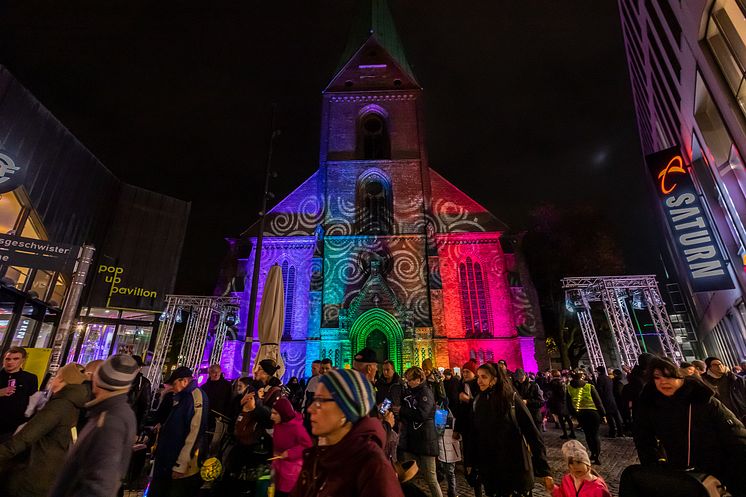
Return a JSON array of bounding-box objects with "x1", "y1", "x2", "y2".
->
[{"x1": 242, "y1": 109, "x2": 279, "y2": 373}]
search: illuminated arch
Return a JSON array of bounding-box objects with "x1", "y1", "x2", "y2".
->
[{"x1": 348, "y1": 308, "x2": 403, "y2": 372}]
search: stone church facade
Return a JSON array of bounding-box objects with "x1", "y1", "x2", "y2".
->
[{"x1": 220, "y1": 0, "x2": 545, "y2": 379}]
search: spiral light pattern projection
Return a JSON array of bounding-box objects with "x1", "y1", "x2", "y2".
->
[
  {"x1": 228, "y1": 164, "x2": 542, "y2": 379},
  {"x1": 322, "y1": 235, "x2": 429, "y2": 326}
]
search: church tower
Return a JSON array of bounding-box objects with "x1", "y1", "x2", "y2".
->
[{"x1": 222, "y1": 0, "x2": 545, "y2": 378}]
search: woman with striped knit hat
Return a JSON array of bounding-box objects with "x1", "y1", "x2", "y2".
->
[{"x1": 292, "y1": 368, "x2": 404, "y2": 497}]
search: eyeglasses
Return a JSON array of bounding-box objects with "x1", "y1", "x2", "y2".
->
[{"x1": 309, "y1": 396, "x2": 337, "y2": 409}]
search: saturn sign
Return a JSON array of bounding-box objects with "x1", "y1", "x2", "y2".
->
[{"x1": 646, "y1": 146, "x2": 734, "y2": 293}]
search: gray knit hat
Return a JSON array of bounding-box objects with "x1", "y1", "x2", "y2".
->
[
  {"x1": 95, "y1": 354, "x2": 139, "y2": 391},
  {"x1": 319, "y1": 369, "x2": 375, "y2": 423}
]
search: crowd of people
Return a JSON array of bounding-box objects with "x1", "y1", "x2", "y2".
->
[{"x1": 0, "y1": 344, "x2": 745, "y2": 496}]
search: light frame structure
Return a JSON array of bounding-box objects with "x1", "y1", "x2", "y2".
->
[
  {"x1": 562, "y1": 275, "x2": 682, "y2": 371},
  {"x1": 147, "y1": 294, "x2": 241, "y2": 391}
]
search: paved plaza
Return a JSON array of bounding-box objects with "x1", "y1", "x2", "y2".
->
[
  {"x1": 124, "y1": 423, "x2": 639, "y2": 497},
  {"x1": 412, "y1": 425, "x2": 638, "y2": 497}
]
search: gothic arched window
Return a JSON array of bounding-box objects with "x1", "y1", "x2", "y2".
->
[
  {"x1": 281, "y1": 261, "x2": 296, "y2": 339},
  {"x1": 458, "y1": 257, "x2": 493, "y2": 338},
  {"x1": 358, "y1": 112, "x2": 390, "y2": 159},
  {"x1": 355, "y1": 170, "x2": 393, "y2": 235}
]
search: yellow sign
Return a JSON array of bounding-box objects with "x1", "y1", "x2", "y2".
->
[
  {"x1": 24, "y1": 348, "x2": 52, "y2": 384},
  {"x1": 98, "y1": 265, "x2": 158, "y2": 306}
]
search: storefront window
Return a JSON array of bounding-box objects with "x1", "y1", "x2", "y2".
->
[
  {"x1": 0, "y1": 303, "x2": 14, "y2": 346},
  {"x1": 11, "y1": 316, "x2": 37, "y2": 347},
  {"x1": 33, "y1": 308, "x2": 58, "y2": 348},
  {"x1": 66, "y1": 322, "x2": 86, "y2": 364},
  {"x1": 121, "y1": 310, "x2": 156, "y2": 322},
  {"x1": 49, "y1": 275, "x2": 68, "y2": 308},
  {"x1": 77, "y1": 323, "x2": 116, "y2": 364},
  {"x1": 0, "y1": 192, "x2": 22, "y2": 235},
  {"x1": 5, "y1": 266, "x2": 30, "y2": 291},
  {"x1": 29, "y1": 270, "x2": 52, "y2": 301},
  {"x1": 20, "y1": 215, "x2": 44, "y2": 240},
  {"x1": 706, "y1": 1, "x2": 746, "y2": 117},
  {"x1": 694, "y1": 72, "x2": 746, "y2": 254},
  {"x1": 34, "y1": 321, "x2": 54, "y2": 348},
  {"x1": 113, "y1": 325, "x2": 152, "y2": 357},
  {"x1": 87, "y1": 307, "x2": 119, "y2": 319}
]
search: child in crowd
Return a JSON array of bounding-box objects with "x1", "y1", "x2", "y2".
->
[
  {"x1": 545, "y1": 440, "x2": 612, "y2": 497},
  {"x1": 269, "y1": 398, "x2": 312, "y2": 497},
  {"x1": 437, "y1": 409, "x2": 461, "y2": 497}
]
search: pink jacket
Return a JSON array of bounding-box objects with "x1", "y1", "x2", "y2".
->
[
  {"x1": 552, "y1": 474, "x2": 612, "y2": 497},
  {"x1": 272, "y1": 412, "x2": 312, "y2": 493}
]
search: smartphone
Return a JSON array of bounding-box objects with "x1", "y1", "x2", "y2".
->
[{"x1": 379, "y1": 398, "x2": 392, "y2": 415}]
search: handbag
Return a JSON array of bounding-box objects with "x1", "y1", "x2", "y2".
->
[{"x1": 508, "y1": 392, "x2": 533, "y2": 474}]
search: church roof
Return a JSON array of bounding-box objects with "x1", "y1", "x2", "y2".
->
[
  {"x1": 428, "y1": 168, "x2": 509, "y2": 233},
  {"x1": 330, "y1": 0, "x2": 418, "y2": 87}
]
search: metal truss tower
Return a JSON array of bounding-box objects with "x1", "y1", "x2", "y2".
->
[
  {"x1": 562, "y1": 275, "x2": 682, "y2": 371},
  {"x1": 147, "y1": 295, "x2": 241, "y2": 391}
]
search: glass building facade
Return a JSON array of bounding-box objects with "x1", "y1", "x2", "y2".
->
[
  {"x1": 619, "y1": 0, "x2": 746, "y2": 363},
  {"x1": 0, "y1": 65, "x2": 189, "y2": 366}
]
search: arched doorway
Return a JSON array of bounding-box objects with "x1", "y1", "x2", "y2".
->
[
  {"x1": 349, "y1": 308, "x2": 403, "y2": 372},
  {"x1": 366, "y1": 329, "x2": 389, "y2": 369}
]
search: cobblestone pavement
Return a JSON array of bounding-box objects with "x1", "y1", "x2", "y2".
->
[
  {"x1": 412, "y1": 425, "x2": 638, "y2": 497},
  {"x1": 125, "y1": 425, "x2": 639, "y2": 497}
]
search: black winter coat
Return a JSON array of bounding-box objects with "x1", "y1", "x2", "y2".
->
[
  {"x1": 702, "y1": 371, "x2": 746, "y2": 423},
  {"x1": 49, "y1": 391, "x2": 137, "y2": 497},
  {"x1": 375, "y1": 373, "x2": 403, "y2": 408},
  {"x1": 545, "y1": 378, "x2": 569, "y2": 416},
  {"x1": 513, "y1": 379, "x2": 543, "y2": 413},
  {"x1": 453, "y1": 378, "x2": 478, "y2": 466},
  {"x1": 127, "y1": 372, "x2": 152, "y2": 431},
  {"x1": 469, "y1": 386, "x2": 550, "y2": 495},
  {"x1": 634, "y1": 378, "x2": 746, "y2": 495},
  {"x1": 595, "y1": 374, "x2": 619, "y2": 414},
  {"x1": 443, "y1": 377, "x2": 461, "y2": 409},
  {"x1": 622, "y1": 366, "x2": 645, "y2": 421},
  {"x1": 399, "y1": 382, "x2": 438, "y2": 457},
  {"x1": 202, "y1": 376, "x2": 233, "y2": 418}
]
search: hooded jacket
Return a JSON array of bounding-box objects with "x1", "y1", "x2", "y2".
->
[
  {"x1": 272, "y1": 412, "x2": 312, "y2": 493},
  {"x1": 399, "y1": 382, "x2": 439, "y2": 457},
  {"x1": 48, "y1": 390, "x2": 137, "y2": 497},
  {"x1": 0, "y1": 383, "x2": 88, "y2": 497},
  {"x1": 633, "y1": 377, "x2": 746, "y2": 495},
  {"x1": 291, "y1": 416, "x2": 403, "y2": 497}
]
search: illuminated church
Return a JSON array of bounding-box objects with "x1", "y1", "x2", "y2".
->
[{"x1": 219, "y1": 0, "x2": 545, "y2": 378}]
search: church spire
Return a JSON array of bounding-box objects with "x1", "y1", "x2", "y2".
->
[{"x1": 327, "y1": 0, "x2": 419, "y2": 90}]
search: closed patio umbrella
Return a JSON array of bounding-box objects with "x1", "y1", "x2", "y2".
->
[{"x1": 253, "y1": 263, "x2": 285, "y2": 378}]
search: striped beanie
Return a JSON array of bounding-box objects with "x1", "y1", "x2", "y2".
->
[
  {"x1": 95, "y1": 354, "x2": 139, "y2": 391},
  {"x1": 319, "y1": 369, "x2": 375, "y2": 423}
]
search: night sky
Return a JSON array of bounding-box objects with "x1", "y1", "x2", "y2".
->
[{"x1": 0, "y1": 0, "x2": 659, "y2": 294}]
